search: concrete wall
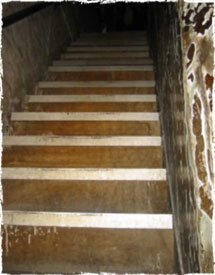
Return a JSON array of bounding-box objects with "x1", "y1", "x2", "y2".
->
[
  {"x1": 2, "y1": 3, "x2": 78, "y2": 134},
  {"x1": 149, "y1": 2, "x2": 214, "y2": 273}
]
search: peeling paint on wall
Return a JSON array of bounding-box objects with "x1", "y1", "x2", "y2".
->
[
  {"x1": 181, "y1": 3, "x2": 214, "y2": 220},
  {"x1": 180, "y1": 3, "x2": 214, "y2": 272}
]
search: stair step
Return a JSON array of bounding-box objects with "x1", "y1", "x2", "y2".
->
[
  {"x1": 27, "y1": 102, "x2": 156, "y2": 112},
  {"x1": 12, "y1": 112, "x2": 159, "y2": 121},
  {"x1": 2, "y1": 168, "x2": 166, "y2": 180},
  {"x1": 49, "y1": 65, "x2": 153, "y2": 71},
  {"x1": 26, "y1": 94, "x2": 157, "y2": 112},
  {"x1": 3, "y1": 136, "x2": 161, "y2": 146},
  {"x1": 53, "y1": 58, "x2": 153, "y2": 66},
  {"x1": 47, "y1": 70, "x2": 154, "y2": 81},
  {"x1": 26, "y1": 95, "x2": 157, "y2": 112},
  {"x1": 3, "y1": 226, "x2": 174, "y2": 273},
  {"x1": 38, "y1": 86, "x2": 155, "y2": 95},
  {"x1": 71, "y1": 40, "x2": 148, "y2": 46},
  {"x1": 77, "y1": 36, "x2": 147, "y2": 41},
  {"x1": 12, "y1": 121, "x2": 160, "y2": 135},
  {"x1": 3, "y1": 210, "x2": 172, "y2": 228},
  {"x1": 61, "y1": 52, "x2": 149, "y2": 59},
  {"x1": 79, "y1": 31, "x2": 147, "y2": 37},
  {"x1": 3, "y1": 146, "x2": 163, "y2": 168},
  {"x1": 38, "y1": 80, "x2": 155, "y2": 88},
  {"x1": 67, "y1": 45, "x2": 149, "y2": 52},
  {"x1": 3, "y1": 179, "x2": 169, "y2": 213},
  {"x1": 27, "y1": 94, "x2": 156, "y2": 102}
]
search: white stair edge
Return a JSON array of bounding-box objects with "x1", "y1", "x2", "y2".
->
[
  {"x1": 11, "y1": 112, "x2": 159, "y2": 121},
  {"x1": 48, "y1": 65, "x2": 153, "y2": 72},
  {"x1": 66, "y1": 46, "x2": 149, "y2": 52},
  {"x1": 61, "y1": 52, "x2": 149, "y2": 59},
  {"x1": 2, "y1": 168, "x2": 166, "y2": 181},
  {"x1": 38, "y1": 80, "x2": 155, "y2": 88},
  {"x1": 3, "y1": 136, "x2": 161, "y2": 146},
  {"x1": 3, "y1": 211, "x2": 173, "y2": 229},
  {"x1": 27, "y1": 95, "x2": 156, "y2": 103}
]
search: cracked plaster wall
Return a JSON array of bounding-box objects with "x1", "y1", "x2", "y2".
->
[
  {"x1": 2, "y1": 3, "x2": 78, "y2": 134},
  {"x1": 149, "y1": 2, "x2": 214, "y2": 273}
]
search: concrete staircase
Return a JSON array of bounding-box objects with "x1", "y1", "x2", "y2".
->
[{"x1": 2, "y1": 31, "x2": 176, "y2": 273}]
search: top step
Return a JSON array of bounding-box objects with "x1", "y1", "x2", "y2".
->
[
  {"x1": 79, "y1": 31, "x2": 147, "y2": 38},
  {"x1": 71, "y1": 40, "x2": 148, "y2": 46},
  {"x1": 66, "y1": 45, "x2": 149, "y2": 52}
]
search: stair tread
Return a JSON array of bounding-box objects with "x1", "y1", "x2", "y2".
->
[
  {"x1": 3, "y1": 146, "x2": 163, "y2": 168},
  {"x1": 53, "y1": 59, "x2": 153, "y2": 66},
  {"x1": 66, "y1": 45, "x2": 149, "y2": 52},
  {"x1": 79, "y1": 31, "x2": 147, "y2": 36},
  {"x1": 12, "y1": 121, "x2": 161, "y2": 135},
  {"x1": 27, "y1": 102, "x2": 157, "y2": 112},
  {"x1": 61, "y1": 52, "x2": 149, "y2": 59},
  {"x1": 38, "y1": 87, "x2": 155, "y2": 95},
  {"x1": 71, "y1": 40, "x2": 148, "y2": 46},
  {"x1": 38, "y1": 80, "x2": 155, "y2": 88},
  {"x1": 49, "y1": 65, "x2": 153, "y2": 71},
  {"x1": 3, "y1": 226, "x2": 175, "y2": 273},
  {"x1": 3, "y1": 179, "x2": 170, "y2": 213}
]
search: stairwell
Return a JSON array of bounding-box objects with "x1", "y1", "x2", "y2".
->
[{"x1": 2, "y1": 31, "x2": 177, "y2": 273}]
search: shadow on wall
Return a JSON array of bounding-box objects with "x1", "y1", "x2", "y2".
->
[{"x1": 2, "y1": 2, "x2": 78, "y2": 134}]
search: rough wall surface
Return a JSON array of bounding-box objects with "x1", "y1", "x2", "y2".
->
[
  {"x1": 2, "y1": 3, "x2": 78, "y2": 134},
  {"x1": 149, "y1": 2, "x2": 214, "y2": 273},
  {"x1": 179, "y1": 3, "x2": 214, "y2": 272},
  {"x1": 3, "y1": 2, "x2": 35, "y2": 17}
]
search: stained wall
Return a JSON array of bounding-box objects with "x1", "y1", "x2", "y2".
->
[
  {"x1": 2, "y1": 3, "x2": 78, "y2": 134},
  {"x1": 148, "y1": 2, "x2": 214, "y2": 273}
]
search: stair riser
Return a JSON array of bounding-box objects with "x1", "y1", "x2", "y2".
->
[
  {"x1": 12, "y1": 121, "x2": 161, "y2": 136},
  {"x1": 71, "y1": 40, "x2": 148, "y2": 45},
  {"x1": 38, "y1": 87, "x2": 155, "y2": 95},
  {"x1": 3, "y1": 180, "x2": 170, "y2": 213},
  {"x1": 26, "y1": 102, "x2": 157, "y2": 112},
  {"x1": 66, "y1": 46, "x2": 149, "y2": 52},
  {"x1": 38, "y1": 80, "x2": 155, "y2": 89},
  {"x1": 2, "y1": 226, "x2": 174, "y2": 273},
  {"x1": 47, "y1": 71, "x2": 154, "y2": 81},
  {"x1": 79, "y1": 31, "x2": 146, "y2": 37},
  {"x1": 3, "y1": 146, "x2": 163, "y2": 168},
  {"x1": 77, "y1": 36, "x2": 147, "y2": 40},
  {"x1": 54, "y1": 58, "x2": 153, "y2": 66},
  {"x1": 77, "y1": 34, "x2": 147, "y2": 39},
  {"x1": 61, "y1": 52, "x2": 150, "y2": 59}
]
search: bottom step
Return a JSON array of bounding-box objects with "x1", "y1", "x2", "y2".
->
[{"x1": 3, "y1": 225, "x2": 175, "y2": 273}]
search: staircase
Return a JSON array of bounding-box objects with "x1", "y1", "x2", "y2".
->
[{"x1": 2, "y1": 31, "x2": 176, "y2": 273}]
